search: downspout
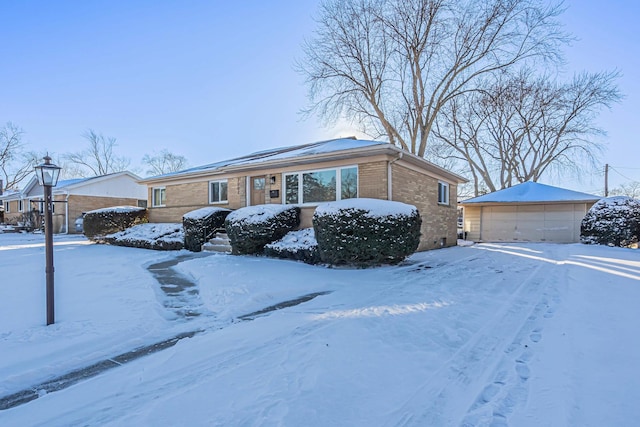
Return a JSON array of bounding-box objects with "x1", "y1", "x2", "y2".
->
[
  {"x1": 63, "y1": 191, "x2": 70, "y2": 234},
  {"x1": 245, "y1": 176, "x2": 250, "y2": 207},
  {"x1": 387, "y1": 152, "x2": 403, "y2": 200}
]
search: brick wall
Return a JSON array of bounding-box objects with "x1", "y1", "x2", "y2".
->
[
  {"x1": 3, "y1": 200, "x2": 23, "y2": 224},
  {"x1": 391, "y1": 164, "x2": 458, "y2": 250},
  {"x1": 227, "y1": 177, "x2": 247, "y2": 209},
  {"x1": 358, "y1": 161, "x2": 389, "y2": 200}
]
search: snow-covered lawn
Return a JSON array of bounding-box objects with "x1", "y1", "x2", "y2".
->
[{"x1": 1, "y1": 232, "x2": 639, "y2": 426}]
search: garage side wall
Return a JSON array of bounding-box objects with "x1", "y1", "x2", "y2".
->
[{"x1": 463, "y1": 206, "x2": 482, "y2": 241}]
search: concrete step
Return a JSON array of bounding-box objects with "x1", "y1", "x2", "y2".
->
[{"x1": 202, "y1": 232, "x2": 231, "y2": 253}]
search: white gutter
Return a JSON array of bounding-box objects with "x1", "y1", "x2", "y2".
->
[{"x1": 387, "y1": 152, "x2": 403, "y2": 200}]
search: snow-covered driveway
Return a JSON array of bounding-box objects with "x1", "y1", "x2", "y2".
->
[{"x1": 0, "y1": 234, "x2": 638, "y2": 426}]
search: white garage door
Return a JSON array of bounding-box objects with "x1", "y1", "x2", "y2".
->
[{"x1": 480, "y1": 204, "x2": 589, "y2": 243}]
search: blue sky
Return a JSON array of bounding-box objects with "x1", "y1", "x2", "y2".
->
[{"x1": 1, "y1": 0, "x2": 638, "y2": 194}]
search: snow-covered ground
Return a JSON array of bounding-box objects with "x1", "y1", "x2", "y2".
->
[{"x1": 1, "y1": 232, "x2": 639, "y2": 426}]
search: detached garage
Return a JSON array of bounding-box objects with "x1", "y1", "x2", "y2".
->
[{"x1": 460, "y1": 182, "x2": 600, "y2": 243}]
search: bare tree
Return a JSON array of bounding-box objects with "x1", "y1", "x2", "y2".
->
[
  {"x1": 142, "y1": 149, "x2": 188, "y2": 176},
  {"x1": 297, "y1": 0, "x2": 567, "y2": 156},
  {"x1": 0, "y1": 122, "x2": 40, "y2": 190},
  {"x1": 433, "y1": 70, "x2": 621, "y2": 195},
  {"x1": 610, "y1": 181, "x2": 640, "y2": 199},
  {"x1": 63, "y1": 130, "x2": 130, "y2": 177}
]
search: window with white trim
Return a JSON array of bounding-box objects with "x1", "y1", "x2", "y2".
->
[
  {"x1": 209, "y1": 180, "x2": 228, "y2": 204},
  {"x1": 18, "y1": 200, "x2": 24, "y2": 212},
  {"x1": 438, "y1": 181, "x2": 450, "y2": 205},
  {"x1": 152, "y1": 187, "x2": 166, "y2": 207},
  {"x1": 4, "y1": 201, "x2": 9, "y2": 213},
  {"x1": 285, "y1": 166, "x2": 358, "y2": 205}
]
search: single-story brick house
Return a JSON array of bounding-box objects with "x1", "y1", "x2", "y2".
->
[
  {"x1": 459, "y1": 181, "x2": 601, "y2": 243},
  {"x1": 2, "y1": 171, "x2": 147, "y2": 233},
  {"x1": 139, "y1": 138, "x2": 468, "y2": 251}
]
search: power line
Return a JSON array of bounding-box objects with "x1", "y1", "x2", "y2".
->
[
  {"x1": 609, "y1": 166, "x2": 638, "y2": 182},
  {"x1": 609, "y1": 165, "x2": 640, "y2": 171}
]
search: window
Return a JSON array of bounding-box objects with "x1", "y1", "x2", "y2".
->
[
  {"x1": 438, "y1": 181, "x2": 450, "y2": 205},
  {"x1": 209, "y1": 180, "x2": 228, "y2": 204},
  {"x1": 4, "y1": 201, "x2": 9, "y2": 213},
  {"x1": 253, "y1": 178, "x2": 265, "y2": 190},
  {"x1": 18, "y1": 200, "x2": 24, "y2": 212},
  {"x1": 285, "y1": 166, "x2": 358, "y2": 205},
  {"x1": 152, "y1": 187, "x2": 166, "y2": 207}
]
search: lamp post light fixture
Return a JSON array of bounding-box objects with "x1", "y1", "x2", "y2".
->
[{"x1": 34, "y1": 155, "x2": 62, "y2": 325}]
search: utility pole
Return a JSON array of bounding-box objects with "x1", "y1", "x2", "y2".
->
[{"x1": 604, "y1": 163, "x2": 609, "y2": 197}]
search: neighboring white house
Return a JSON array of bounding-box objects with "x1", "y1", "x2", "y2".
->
[
  {"x1": 2, "y1": 172, "x2": 147, "y2": 233},
  {"x1": 460, "y1": 181, "x2": 601, "y2": 243}
]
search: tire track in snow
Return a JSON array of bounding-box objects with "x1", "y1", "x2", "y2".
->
[
  {"x1": 386, "y1": 261, "x2": 554, "y2": 427},
  {"x1": 460, "y1": 254, "x2": 564, "y2": 426},
  {"x1": 32, "y1": 311, "x2": 345, "y2": 426}
]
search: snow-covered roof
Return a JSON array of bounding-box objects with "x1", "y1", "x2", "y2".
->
[
  {"x1": 460, "y1": 181, "x2": 601, "y2": 205},
  {"x1": 140, "y1": 138, "x2": 467, "y2": 185},
  {"x1": 57, "y1": 178, "x2": 91, "y2": 188},
  {"x1": 145, "y1": 138, "x2": 388, "y2": 180},
  {"x1": 0, "y1": 189, "x2": 21, "y2": 200},
  {"x1": 19, "y1": 171, "x2": 143, "y2": 197}
]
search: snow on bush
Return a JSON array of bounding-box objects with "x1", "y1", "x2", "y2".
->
[
  {"x1": 103, "y1": 223, "x2": 184, "y2": 250},
  {"x1": 264, "y1": 228, "x2": 320, "y2": 264},
  {"x1": 225, "y1": 204, "x2": 300, "y2": 255},
  {"x1": 83, "y1": 206, "x2": 147, "y2": 240},
  {"x1": 581, "y1": 196, "x2": 640, "y2": 248},
  {"x1": 183, "y1": 207, "x2": 231, "y2": 252},
  {"x1": 313, "y1": 198, "x2": 421, "y2": 267}
]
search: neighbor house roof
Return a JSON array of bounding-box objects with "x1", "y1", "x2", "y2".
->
[
  {"x1": 0, "y1": 189, "x2": 24, "y2": 201},
  {"x1": 19, "y1": 171, "x2": 143, "y2": 197},
  {"x1": 460, "y1": 181, "x2": 601, "y2": 205},
  {"x1": 140, "y1": 137, "x2": 468, "y2": 184}
]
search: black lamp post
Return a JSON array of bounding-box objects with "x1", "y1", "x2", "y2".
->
[{"x1": 34, "y1": 155, "x2": 61, "y2": 325}]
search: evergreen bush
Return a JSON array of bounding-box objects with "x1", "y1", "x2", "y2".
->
[
  {"x1": 313, "y1": 199, "x2": 421, "y2": 267},
  {"x1": 225, "y1": 205, "x2": 300, "y2": 255},
  {"x1": 183, "y1": 207, "x2": 231, "y2": 252},
  {"x1": 83, "y1": 206, "x2": 147, "y2": 240},
  {"x1": 103, "y1": 223, "x2": 184, "y2": 250},
  {"x1": 581, "y1": 196, "x2": 640, "y2": 248},
  {"x1": 264, "y1": 228, "x2": 320, "y2": 264}
]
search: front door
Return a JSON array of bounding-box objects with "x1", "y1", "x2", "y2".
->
[{"x1": 251, "y1": 176, "x2": 266, "y2": 205}]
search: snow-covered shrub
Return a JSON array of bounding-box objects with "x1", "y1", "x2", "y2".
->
[
  {"x1": 183, "y1": 207, "x2": 231, "y2": 252},
  {"x1": 103, "y1": 223, "x2": 184, "y2": 250},
  {"x1": 581, "y1": 196, "x2": 640, "y2": 248},
  {"x1": 83, "y1": 206, "x2": 147, "y2": 240},
  {"x1": 225, "y1": 204, "x2": 300, "y2": 255},
  {"x1": 264, "y1": 228, "x2": 320, "y2": 264},
  {"x1": 313, "y1": 198, "x2": 421, "y2": 267}
]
